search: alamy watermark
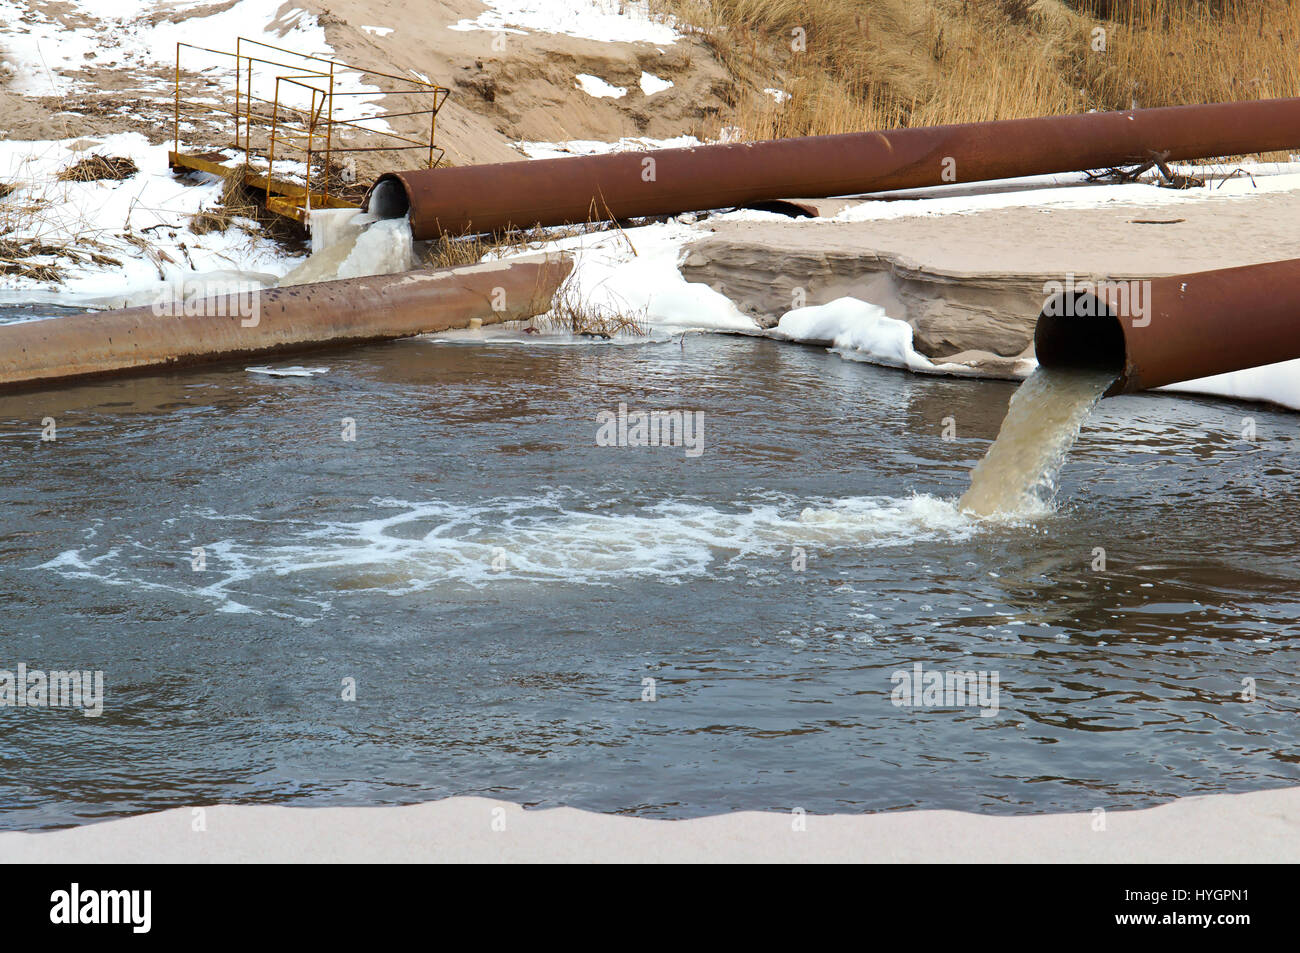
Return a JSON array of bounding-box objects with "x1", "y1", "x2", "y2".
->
[
  {"x1": 50, "y1": 884, "x2": 150, "y2": 933},
  {"x1": 0, "y1": 662, "x2": 104, "y2": 717},
  {"x1": 1042, "y1": 273, "x2": 1151, "y2": 327},
  {"x1": 890, "y1": 662, "x2": 999, "y2": 717},
  {"x1": 595, "y1": 402, "x2": 704, "y2": 457},
  {"x1": 152, "y1": 279, "x2": 262, "y2": 327}
]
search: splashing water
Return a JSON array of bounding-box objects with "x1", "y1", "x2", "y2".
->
[
  {"x1": 959, "y1": 367, "x2": 1115, "y2": 517},
  {"x1": 277, "y1": 208, "x2": 413, "y2": 287}
]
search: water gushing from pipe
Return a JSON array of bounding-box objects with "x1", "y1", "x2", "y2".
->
[{"x1": 959, "y1": 367, "x2": 1115, "y2": 517}]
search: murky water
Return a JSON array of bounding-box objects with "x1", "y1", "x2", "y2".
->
[
  {"x1": 1, "y1": 329, "x2": 1297, "y2": 830},
  {"x1": 961, "y1": 368, "x2": 1115, "y2": 517}
]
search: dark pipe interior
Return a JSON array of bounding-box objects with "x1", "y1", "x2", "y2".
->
[
  {"x1": 1034, "y1": 292, "x2": 1127, "y2": 386},
  {"x1": 367, "y1": 178, "x2": 411, "y2": 219},
  {"x1": 744, "y1": 200, "x2": 816, "y2": 218}
]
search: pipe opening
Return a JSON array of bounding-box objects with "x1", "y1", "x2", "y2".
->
[
  {"x1": 367, "y1": 177, "x2": 411, "y2": 220},
  {"x1": 744, "y1": 200, "x2": 817, "y2": 218},
  {"x1": 1034, "y1": 292, "x2": 1126, "y2": 382}
]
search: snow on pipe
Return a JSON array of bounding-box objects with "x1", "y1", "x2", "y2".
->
[
  {"x1": 365, "y1": 98, "x2": 1300, "y2": 238},
  {"x1": 0, "y1": 255, "x2": 572, "y2": 389},
  {"x1": 1034, "y1": 257, "x2": 1300, "y2": 394}
]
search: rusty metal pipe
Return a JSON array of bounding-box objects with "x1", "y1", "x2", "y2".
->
[
  {"x1": 1034, "y1": 257, "x2": 1300, "y2": 394},
  {"x1": 366, "y1": 98, "x2": 1300, "y2": 238},
  {"x1": 0, "y1": 255, "x2": 571, "y2": 389}
]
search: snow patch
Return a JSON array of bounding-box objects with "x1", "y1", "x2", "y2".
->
[
  {"x1": 770, "y1": 297, "x2": 1015, "y2": 377},
  {"x1": 639, "y1": 71, "x2": 673, "y2": 95},
  {"x1": 448, "y1": 0, "x2": 679, "y2": 45},
  {"x1": 0, "y1": 133, "x2": 299, "y2": 308},
  {"x1": 495, "y1": 221, "x2": 758, "y2": 333},
  {"x1": 516, "y1": 135, "x2": 702, "y2": 159},
  {"x1": 575, "y1": 73, "x2": 627, "y2": 99},
  {"x1": 830, "y1": 164, "x2": 1300, "y2": 223},
  {"x1": 1159, "y1": 360, "x2": 1300, "y2": 413}
]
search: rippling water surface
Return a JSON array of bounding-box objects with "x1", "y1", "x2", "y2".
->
[{"x1": 1, "y1": 319, "x2": 1297, "y2": 829}]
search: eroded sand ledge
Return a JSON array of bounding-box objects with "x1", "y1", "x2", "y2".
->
[
  {"x1": 3, "y1": 787, "x2": 1297, "y2": 862},
  {"x1": 680, "y1": 184, "x2": 1300, "y2": 379}
]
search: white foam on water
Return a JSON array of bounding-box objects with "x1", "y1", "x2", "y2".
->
[
  {"x1": 34, "y1": 492, "x2": 980, "y2": 612},
  {"x1": 217, "y1": 492, "x2": 980, "y2": 592}
]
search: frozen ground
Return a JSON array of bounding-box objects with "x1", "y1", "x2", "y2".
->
[{"x1": 0, "y1": 132, "x2": 300, "y2": 309}]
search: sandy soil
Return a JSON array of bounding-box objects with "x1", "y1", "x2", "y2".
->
[
  {"x1": 682, "y1": 179, "x2": 1300, "y2": 370},
  {"x1": 2, "y1": 786, "x2": 1297, "y2": 862},
  {"x1": 0, "y1": 1, "x2": 732, "y2": 173}
]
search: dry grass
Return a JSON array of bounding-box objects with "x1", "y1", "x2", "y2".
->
[
  {"x1": 419, "y1": 220, "x2": 632, "y2": 270},
  {"x1": 0, "y1": 232, "x2": 122, "y2": 283},
  {"x1": 537, "y1": 282, "x2": 649, "y2": 338},
  {"x1": 187, "y1": 166, "x2": 305, "y2": 247},
  {"x1": 657, "y1": 0, "x2": 1300, "y2": 142},
  {"x1": 55, "y1": 153, "x2": 139, "y2": 183}
]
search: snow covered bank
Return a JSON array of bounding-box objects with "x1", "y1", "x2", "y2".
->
[
  {"x1": 495, "y1": 219, "x2": 762, "y2": 334},
  {"x1": 0, "y1": 132, "x2": 300, "y2": 312},
  {"x1": 1160, "y1": 360, "x2": 1300, "y2": 413},
  {"x1": 769, "y1": 297, "x2": 1033, "y2": 378},
  {"x1": 829, "y1": 163, "x2": 1300, "y2": 223}
]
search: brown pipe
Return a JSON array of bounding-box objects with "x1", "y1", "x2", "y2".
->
[
  {"x1": 366, "y1": 98, "x2": 1300, "y2": 238},
  {"x1": 1034, "y1": 257, "x2": 1300, "y2": 394},
  {"x1": 0, "y1": 255, "x2": 572, "y2": 389}
]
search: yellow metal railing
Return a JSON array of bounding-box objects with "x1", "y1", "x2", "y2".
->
[{"x1": 171, "y1": 37, "x2": 448, "y2": 219}]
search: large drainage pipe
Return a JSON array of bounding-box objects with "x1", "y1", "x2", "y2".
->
[
  {"x1": 366, "y1": 98, "x2": 1300, "y2": 238},
  {"x1": 1034, "y1": 257, "x2": 1300, "y2": 394},
  {"x1": 0, "y1": 255, "x2": 572, "y2": 389}
]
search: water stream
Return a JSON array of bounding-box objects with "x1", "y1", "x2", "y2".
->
[{"x1": 961, "y1": 368, "x2": 1116, "y2": 517}]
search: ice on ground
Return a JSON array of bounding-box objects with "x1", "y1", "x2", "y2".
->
[
  {"x1": 575, "y1": 74, "x2": 627, "y2": 99},
  {"x1": 448, "y1": 0, "x2": 680, "y2": 45}
]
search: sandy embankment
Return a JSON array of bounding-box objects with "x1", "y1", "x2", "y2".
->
[
  {"x1": 2, "y1": 787, "x2": 1298, "y2": 862},
  {"x1": 682, "y1": 180, "x2": 1300, "y2": 378},
  {"x1": 0, "y1": 0, "x2": 733, "y2": 169}
]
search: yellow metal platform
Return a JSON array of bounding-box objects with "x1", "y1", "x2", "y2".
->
[{"x1": 168, "y1": 37, "x2": 448, "y2": 225}]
